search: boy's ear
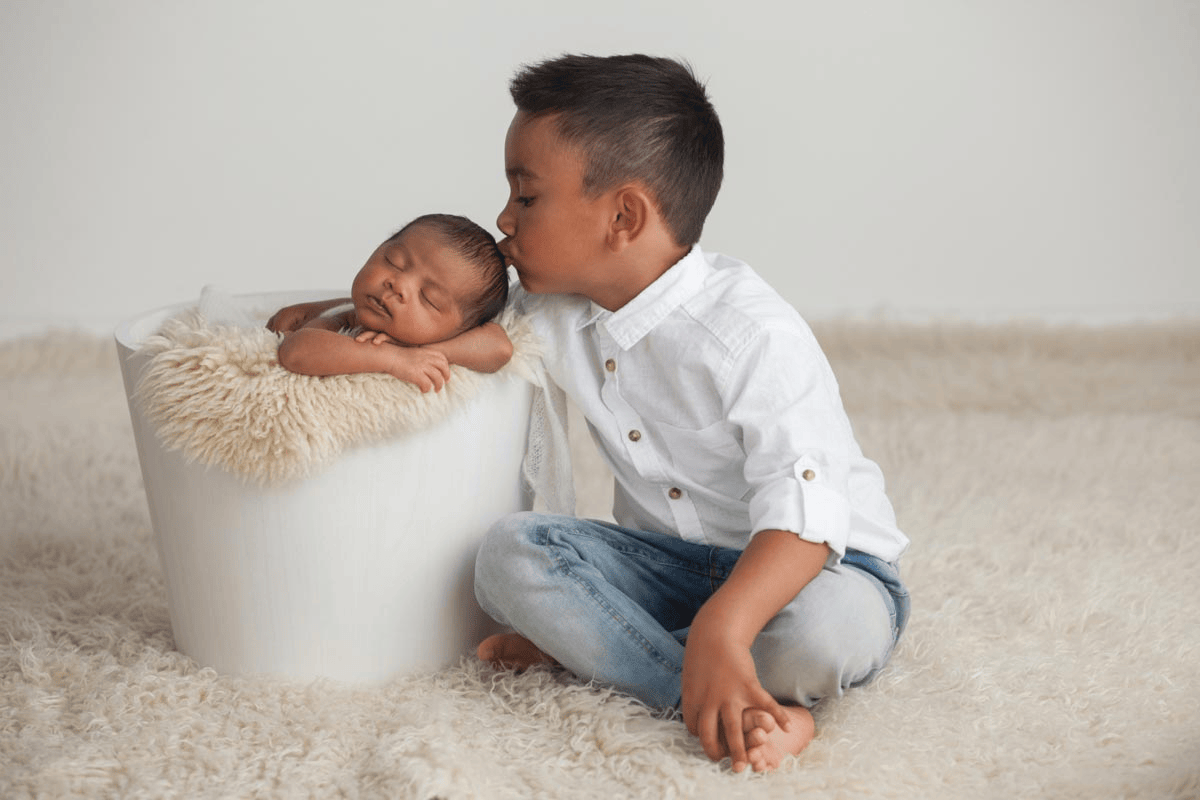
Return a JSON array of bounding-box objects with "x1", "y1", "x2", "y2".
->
[{"x1": 607, "y1": 185, "x2": 653, "y2": 250}]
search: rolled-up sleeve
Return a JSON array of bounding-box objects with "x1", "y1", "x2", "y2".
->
[{"x1": 726, "y1": 326, "x2": 858, "y2": 561}]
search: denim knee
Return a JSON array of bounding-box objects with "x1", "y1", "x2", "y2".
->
[
  {"x1": 751, "y1": 563, "x2": 896, "y2": 707},
  {"x1": 473, "y1": 511, "x2": 544, "y2": 623}
]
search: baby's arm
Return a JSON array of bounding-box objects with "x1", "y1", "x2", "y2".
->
[
  {"x1": 359, "y1": 322, "x2": 514, "y2": 374},
  {"x1": 266, "y1": 297, "x2": 351, "y2": 333},
  {"x1": 426, "y1": 322, "x2": 513, "y2": 373},
  {"x1": 277, "y1": 314, "x2": 450, "y2": 392}
]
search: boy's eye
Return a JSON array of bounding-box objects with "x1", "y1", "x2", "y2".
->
[
  {"x1": 421, "y1": 292, "x2": 440, "y2": 311},
  {"x1": 515, "y1": 196, "x2": 534, "y2": 207}
]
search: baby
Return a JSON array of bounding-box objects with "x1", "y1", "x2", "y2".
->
[{"x1": 268, "y1": 213, "x2": 513, "y2": 391}]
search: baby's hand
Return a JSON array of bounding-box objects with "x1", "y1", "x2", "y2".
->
[
  {"x1": 388, "y1": 347, "x2": 451, "y2": 393},
  {"x1": 267, "y1": 301, "x2": 331, "y2": 333},
  {"x1": 355, "y1": 329, "x2": 398, "y2": 346}
]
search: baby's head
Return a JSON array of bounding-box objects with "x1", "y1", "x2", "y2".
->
[
  {"x1": 351, "y1": 214, "x2": 508, "y2": 346},
  {"x1": 509, "y1": 53, "x2": 724, "y2": 247}
]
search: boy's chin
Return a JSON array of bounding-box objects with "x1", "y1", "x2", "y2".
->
[{"x1": 515, "y1": 274, "x2": 555, "y2": 295}]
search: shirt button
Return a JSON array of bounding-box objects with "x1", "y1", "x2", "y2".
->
[
  {"x1": 628, "y1": 430, "x2": 642, "y2": 442},
  {"x1": 668, "y1": 487, "x2": 683, "y2": 500},
  {"x1": 801, "y1": 469, "x2": 816, "y2": 481},
  {"x1": 605, "y1": 358, "x2": 616, "y2": 372}
]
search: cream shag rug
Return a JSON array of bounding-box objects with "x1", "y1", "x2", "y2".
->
[{"x1": 2, "y1": 322, "x2": 1198, "y2": 800}]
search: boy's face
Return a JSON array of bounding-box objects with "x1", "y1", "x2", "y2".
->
[
  {"x1": 350, "y1": 225, "x2": 477, "y2": 345},
  {"x1": 496, "y1": 111, "x2": 611, "y2": 298}
]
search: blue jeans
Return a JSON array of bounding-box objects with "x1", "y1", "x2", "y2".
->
[{"x1": 474, "y1": 512, "x2": 910, "y2": 711}]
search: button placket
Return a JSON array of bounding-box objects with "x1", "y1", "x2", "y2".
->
[
  {"x1": 665, "y1": 484, "x2": 705, "y2": 543},
  {"x1": 596, "y1": 335, "x2": 667, "y2": 484}
]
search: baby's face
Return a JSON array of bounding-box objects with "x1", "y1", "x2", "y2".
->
[{"x1": 350, "y1": 225, "x2": 477, "y2": 345}]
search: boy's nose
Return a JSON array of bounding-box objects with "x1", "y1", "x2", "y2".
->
[{"x1": 496, "y1": 204, "x2": 515, "y2": 237}]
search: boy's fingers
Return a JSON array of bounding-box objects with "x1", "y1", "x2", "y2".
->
[
  {"x1": 722, "y1": 706, "x2": 749, "y2": 772},
  {"x1": 697, "y1": 709, "x2": 724, "y2": 762},
  {"x1": 758, "y1": 691, "x2": 792, "y2": 732}
]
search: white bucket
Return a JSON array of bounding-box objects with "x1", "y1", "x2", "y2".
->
[{"x1": 115, "y1": 291, "x2": 529, "y2": 683}]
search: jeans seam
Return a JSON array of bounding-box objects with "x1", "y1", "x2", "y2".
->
[
  {"x1": 538, "y1": 529, "x2": 683, "y2": 674},
  {"x1": 566, "y1": 526, "x2": 720, "y2": 580}
]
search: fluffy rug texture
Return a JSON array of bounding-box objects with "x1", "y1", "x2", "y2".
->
[
  {"x1": 2, "y1": 322, "x2": 1198, "y2": 799},
  {"x1": 135, "y1": 308, "x2": 541, "y2": 486}
]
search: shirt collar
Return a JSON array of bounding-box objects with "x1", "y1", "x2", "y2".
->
[{"x1": 577, "y1": 245, "x2": 708, "y2": 349}]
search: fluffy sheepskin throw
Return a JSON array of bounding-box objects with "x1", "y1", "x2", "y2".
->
[
  {"x1": 133, "y1": 306, "x2": 542, "y2": 486},
  {"x1": 3, "y1": 321, "x2": 1199, "y2": 799}
]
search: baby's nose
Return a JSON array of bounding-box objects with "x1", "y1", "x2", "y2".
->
[{"x1": 384, "y1": 277, "x2": 409, "y2": 298}]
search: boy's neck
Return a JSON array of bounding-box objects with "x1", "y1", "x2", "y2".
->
[{"x1": 588, "y1": 240, "x2": 691, "y2": 312}]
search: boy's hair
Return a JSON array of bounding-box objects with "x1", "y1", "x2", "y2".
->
[
  {"x1": 389, "y1": 214, "x2": 508, "y2": 329},
  {"x1": 510, "y1": 53, "x2": 724, "y2": 247}
]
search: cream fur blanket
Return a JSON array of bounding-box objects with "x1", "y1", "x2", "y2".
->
[
  {"x1": 2, "y1": 322, "x2": 1199, "y2": 799},
  {"x1": 134, "y1": 306, "x2": 542, "y2": 486}
]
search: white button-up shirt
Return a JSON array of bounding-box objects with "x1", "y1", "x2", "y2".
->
[{"x1": 516, "y1": 245, "x2": 909, "y2": 564}]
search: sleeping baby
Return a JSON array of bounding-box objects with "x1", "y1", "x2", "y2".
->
[{"x1": 267, "y1": 213, "x2": 513, "y2": 392}]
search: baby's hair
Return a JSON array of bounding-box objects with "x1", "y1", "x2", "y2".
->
[
  {"x1": 510, "y1": 53, "x2": 724, "y2": 247},
  {"x1": 389, "y1": 214, "x2": 508, "y2": 330}
]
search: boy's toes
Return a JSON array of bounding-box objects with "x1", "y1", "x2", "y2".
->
[
  {"x1": 747, "y1": 746, "x2": 773, "y2": 773},
  {"x1": 742, "y1": 708, "x2": 776, "y2": 734},
  {"x1": 744, "y1": 726, "x2": 770, "y2": 748}
]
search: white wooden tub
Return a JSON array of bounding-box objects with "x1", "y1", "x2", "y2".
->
[{"x1": 115, "y1": 291, "x2": 529, "y2": 683}]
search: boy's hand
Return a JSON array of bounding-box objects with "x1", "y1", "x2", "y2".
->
[
  {"x1": 386, "y1": 345, "x2": 451, "y2": 393},
  {"x1": 680, "y1": 620, "x2": 791, "y2": 772},
  {"x1": 679, "y1": 532, "x2": 828, "y2": 771}
]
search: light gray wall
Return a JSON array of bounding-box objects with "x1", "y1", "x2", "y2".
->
[{"x1": 3, "y1": 1, "x2": 1198, "y2": 338}]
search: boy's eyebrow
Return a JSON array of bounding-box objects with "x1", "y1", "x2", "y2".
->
[{"x1": 506, "y1": 166, "x2": 535, "y2": 179}]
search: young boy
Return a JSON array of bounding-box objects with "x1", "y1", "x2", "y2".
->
[
  {"x1": 473, "y1": 54, "x2": 911, "y2": 774},
  {"x1": 268, "y1": 213, "x2": 513, "y2": 389}
]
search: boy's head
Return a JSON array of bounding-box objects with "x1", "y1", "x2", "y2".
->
[
  {"x1": 508, "y1": 54, "x2": 723, "y2": 247},
  {"x1": 351, "y1": 214, "x2": 508, "y2": 345}
]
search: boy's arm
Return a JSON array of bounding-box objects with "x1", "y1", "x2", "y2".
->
[
  {"x1": 267, "y1": 297, "x2": 351, "y2": 333},
  {"x1": 681, "y1": 531, "x2": 829, "y2": 772},
  {"x1": 359, "y1": 322, "x2": 514, "y2": 374},
  {"x1": 277, "y1": 315, "x2": 451, "y2": 392}
]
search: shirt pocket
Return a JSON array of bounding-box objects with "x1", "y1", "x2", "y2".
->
[{"x1": 655, "y1": 418, "x2": 747, "y2": 493}]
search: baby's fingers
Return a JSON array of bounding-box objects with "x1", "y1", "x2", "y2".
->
[
  {"x1": 426, "y1": 362, "x2": 451, "y2": 392},
  {"x1": 355, "y1": 330, "x2": 389, "y2": 345}
]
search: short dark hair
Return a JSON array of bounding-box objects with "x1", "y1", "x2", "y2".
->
[
  {"x1": 510, "y1": 53, "x2": 724, "y2": 246},
  {"x1": 390, "y1": 214, "x2": 508, "y2": 330}
]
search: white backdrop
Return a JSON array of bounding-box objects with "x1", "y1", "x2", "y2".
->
[{"x1": 2, "y1": 0, "x2": 1198, "y2": 338}]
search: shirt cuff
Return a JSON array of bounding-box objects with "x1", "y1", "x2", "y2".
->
[{"x1": 748, "y1": 453, "x2": 852, "y2": 563}]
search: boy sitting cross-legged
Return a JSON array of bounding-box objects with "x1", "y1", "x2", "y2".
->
[{"x1": 474, "y1": 53, "x2": 911, "y2": 774}]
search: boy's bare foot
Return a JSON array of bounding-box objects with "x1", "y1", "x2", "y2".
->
[
  {"x1": 738, "y1": 706, "x2": 815, "y2": 773},
  {"x1": 476, "y1": 633, "x2": 556, "y2": 671}
]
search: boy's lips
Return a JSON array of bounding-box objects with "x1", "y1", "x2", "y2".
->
[{"x1": 498, "y1": 240, "x2": 517, "y2": 268}]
